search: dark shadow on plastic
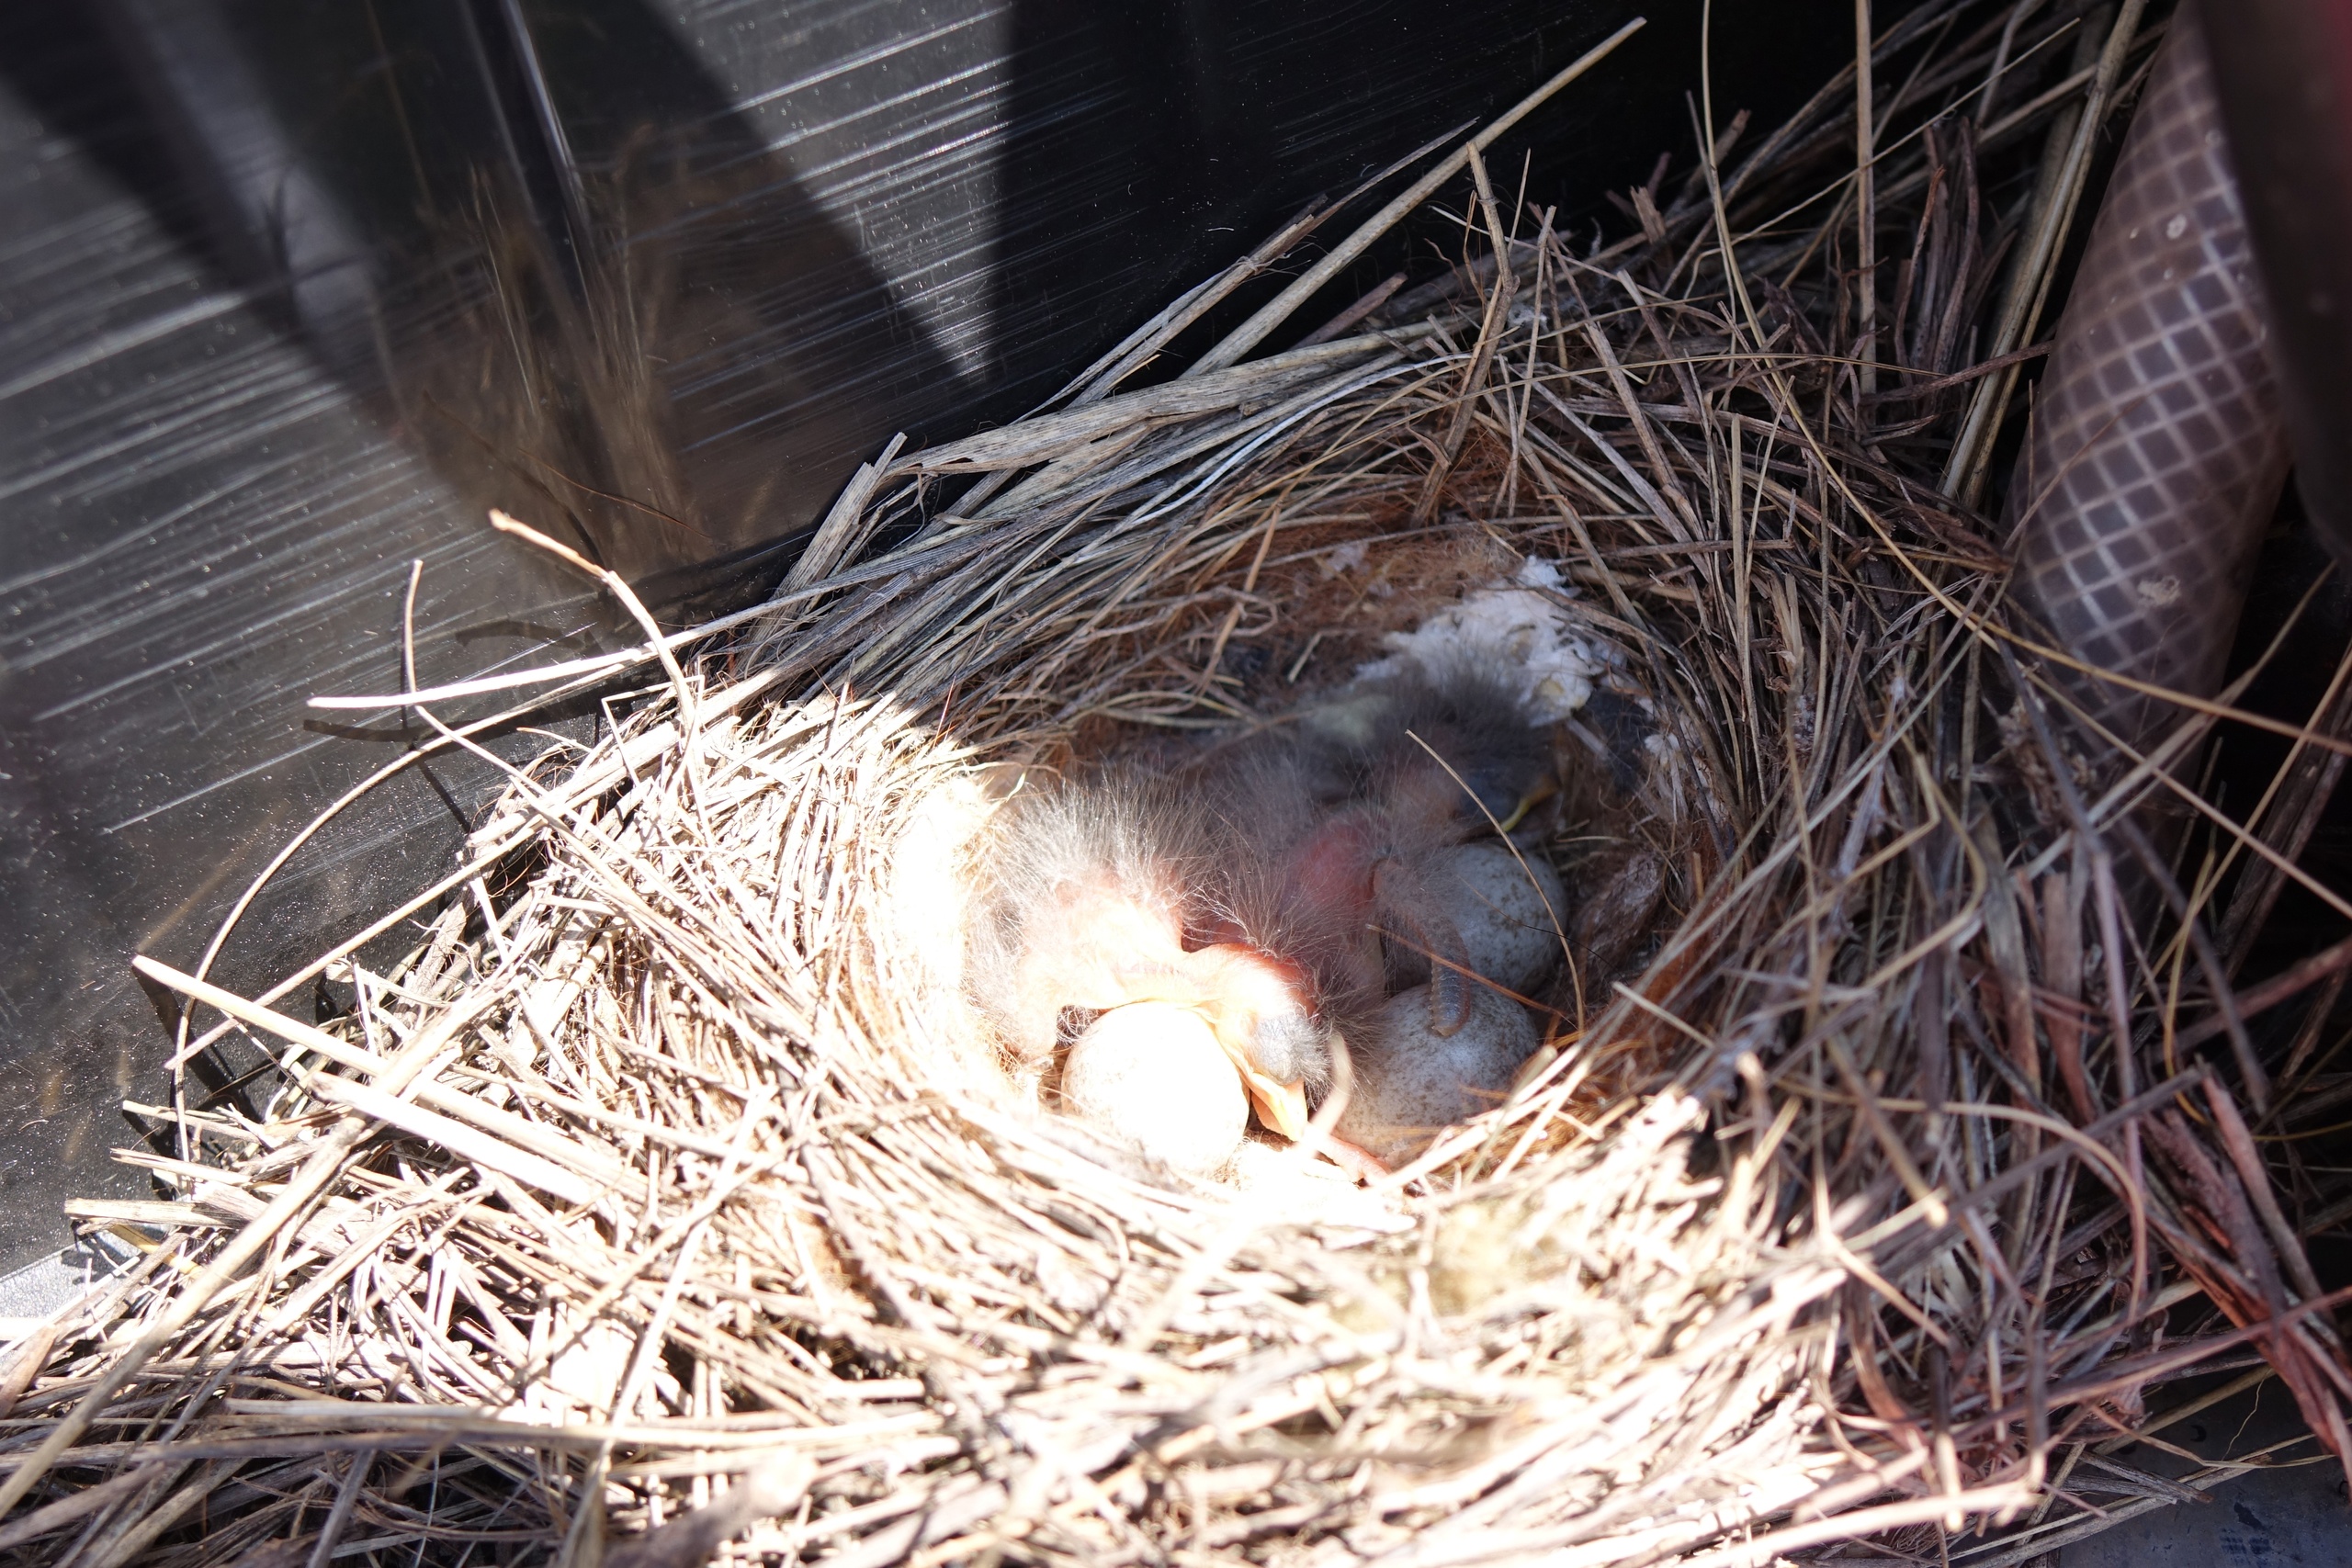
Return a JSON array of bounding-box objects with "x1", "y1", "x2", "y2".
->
[{"x1": 989, "y1": 0, "x2": 1872, "y2": 390}]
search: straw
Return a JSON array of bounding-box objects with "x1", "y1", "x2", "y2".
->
[{"x1": 15, "y1": 6, "x2": 2347, "y2": 1564}]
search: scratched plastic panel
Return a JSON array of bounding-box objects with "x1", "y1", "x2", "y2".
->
[
  {"x1": 518, "y1": 0, "x2": 1678, "y2": 557},
  {"x1": 2008, "y1": 11, "x2": 2292, "y2": 749},
  {"x1": 0, "y1": 16, "x2": 621, "y2": 1258},
  {"x1": 571, "y1": 0, "x2": 1872, "y2": 541}
]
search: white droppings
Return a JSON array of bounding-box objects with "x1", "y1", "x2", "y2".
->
[{"x1": 1355, "y1": 556, "x2": 1604, "y2": 720}]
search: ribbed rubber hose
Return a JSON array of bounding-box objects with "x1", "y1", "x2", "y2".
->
[{"x1": 2007, "y1": 5, "x2": 2292, "y2": 751}]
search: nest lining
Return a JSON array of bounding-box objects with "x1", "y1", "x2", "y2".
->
[{"x1": 14, "y1": 3, "x2": 2352, "y2": 1566}]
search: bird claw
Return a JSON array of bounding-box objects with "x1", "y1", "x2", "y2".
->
[
  {"x1": 1314, "y1": 1134, "x2": 1391, "y2": 1182},
  {"x1": 1426, "y1": 965, "x2": 1473, "y2": 1038}
]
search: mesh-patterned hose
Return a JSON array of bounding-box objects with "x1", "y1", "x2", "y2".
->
[{"x1": 2007, "y1": 5, "x2": 2291, "y2": 751}]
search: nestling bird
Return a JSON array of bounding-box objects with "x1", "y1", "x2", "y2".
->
[
  {"x1": 1213, "y1": 666, "x2": 1557, "y2": 1039},
  {"x1": 965, "y1": 770, "x2": 1338, "y2": 1139},
  {"x1": 966, "y1": 668, "x2": 1559, "y2": 1169}
]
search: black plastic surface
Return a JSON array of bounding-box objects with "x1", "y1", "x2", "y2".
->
[
  {"x1": 2202, "y1": 2, "x2": 2352, "y2": 565},
  {"x1": 0, "y1": 0, "x2": 1855, "y2": 1269}
]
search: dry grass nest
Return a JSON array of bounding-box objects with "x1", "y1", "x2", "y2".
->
[{"x1": 15, "y1": 5, "x2": 2352, "y2": 1566}]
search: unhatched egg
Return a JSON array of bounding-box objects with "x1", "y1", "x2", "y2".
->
[
  {"x1": 1334, "y1": 984, "x2": 1540, "y2": 1166},
  {"x1": 1445, "y1": 841, "x2": 1566, "y2": 992},
  {"x1": 1394, "y1": 841, "x2": 1566, "y2": 995},
  {"x1": 1062, "y1": 1002, "x2": 1249, "y2": 1176}
]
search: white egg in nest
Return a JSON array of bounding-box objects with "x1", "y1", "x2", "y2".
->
[
  {"x1": 1392, "y1": 840, "x2": 1566, "y2": 995},
  {"x1": 1061, "y1": 1002, "x2": 1249, "y2": 1177},
  {"x1": 1333, "y1": 984, "x2": 1541, "y2": 1167}
]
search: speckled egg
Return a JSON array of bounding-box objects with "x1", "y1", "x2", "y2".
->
[
  {"x1": 1062, "y1": 1003, "x2": 1249, "y2": 1176},
  {"x1": 1391, "y1": 841, "x2": 1566, "y2": 995},
  {"x1": 1334, "y1": 984, "x2": 1541, "y2": 1166},
  {"x1": 1446, "y1": 840, "x2": 1567, "y2": 992}
]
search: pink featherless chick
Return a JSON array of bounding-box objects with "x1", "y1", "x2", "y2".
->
[
  {"x1": 1200, "y1": 669, "x2": 1561, "y2": 1170},
  {"x1": 1232, "y1": 666, "x2": 1557, "y2": 1038},
  {"x1": 966, "y1": 669, "x2": 1555, "y2": 1173}
]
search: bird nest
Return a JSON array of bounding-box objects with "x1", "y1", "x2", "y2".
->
[{"x1": 15, "y1": 5, "x2": 2352, "y2": 1566}]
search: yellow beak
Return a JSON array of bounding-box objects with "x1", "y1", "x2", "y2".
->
[
  {"x1": 1206, "y1": 1030, "x2": 1311, "y2": 1141},
  {"x1": 1494, "y1": 776, "x2": 1558, "y2": 834},
  {"x1": 1247, "y1": 1077, "x2": 1311, "y2": 1142}
]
